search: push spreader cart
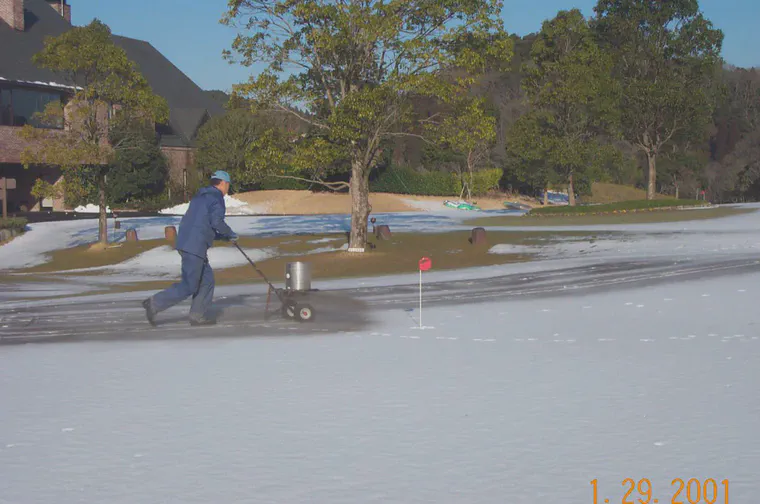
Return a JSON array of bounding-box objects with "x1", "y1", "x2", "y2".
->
[{"x1": 234, "y1": 242, "x2": 316, "y2": 322}]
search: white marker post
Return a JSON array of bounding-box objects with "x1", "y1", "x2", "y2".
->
[{"x1": 418, "y1": 257, "x2": 431, "y2": 329}]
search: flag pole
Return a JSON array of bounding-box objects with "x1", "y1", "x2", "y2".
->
[{"x1": 419, "y1": 268, "x2": 422, "y2": 329}]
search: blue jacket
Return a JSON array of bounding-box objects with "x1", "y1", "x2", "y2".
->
[{"x1": 175, "y1": 186, "x2": 236, "y2": 258}]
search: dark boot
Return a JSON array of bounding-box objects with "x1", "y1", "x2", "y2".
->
[
  {"x1": 189, "y1": 314, "x2": 216, "y2": 326},
  {"x1": 142, "y1": 298, "x2": 157, "y2": 326}
]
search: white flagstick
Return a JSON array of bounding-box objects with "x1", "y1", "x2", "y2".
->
[
  {"x1": 417, "y1": 257, "x2": 431, "y2": 329},
  {"x1": 419, "y1": 268, "x2": 422, "y2": 328}
]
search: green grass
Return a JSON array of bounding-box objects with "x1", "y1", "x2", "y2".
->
[
  {"x1": 580, "y1": 182, "x2": 673, "y2": 204},
  {"x1": 3, "y1": 231, "x2": 596, "y2": 299},
  {"x1": 529, "y1": 199, "x2": 709, "y2": 216},
  {"x1": 16, "y1": 231, "x2": 550, "y2": 278},
  {"x1": 467, "y1": 205, "x2": 753, "y2": 227}
]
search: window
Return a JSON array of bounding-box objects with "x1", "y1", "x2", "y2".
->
[
  {"x1": 0, "y1": 85, "x2": 64, "y2": 128},
  {"x1": 0, "y1": 88, "x2": 11, "y2": 126}
]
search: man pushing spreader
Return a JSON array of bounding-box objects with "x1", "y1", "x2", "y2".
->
[{"x1": 142, "y1": 170, "x2": 238, "y2": 326}]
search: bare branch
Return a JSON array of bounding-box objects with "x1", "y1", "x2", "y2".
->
[
  {"x1": 312, "y1": 51, "x2": 336, "y2": 111},
  {"x1": 418, "y1": 113, "x2": 443, "y2": 124},
  {"x1": 273, "y1": 104, "x2": 330, "y2": 130},
  {"x1": 382, "y1": 131, "x2": 438, "y2": 146},
  {"x1": 269, "y1": 174, "x2": 349, "y2": 191},
  {"x1": 656, "y1": 119, "x2": 680, "y2": 151}
]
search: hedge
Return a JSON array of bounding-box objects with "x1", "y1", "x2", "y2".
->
[
  {"x1": 257, "y1": 176, "x2": 311, "y2": 191},
  {"x1": 370, "y1": 166, "x2": 503, "y2": 197},
  {"x1": 371, "y1": 166, "x2": 459, "y2": 195},
  {"x1": 0, "y1": 217, "x2": 27, "y2": 232}
]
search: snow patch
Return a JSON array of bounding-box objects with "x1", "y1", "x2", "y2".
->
[
  {"x1": 159, "y1": 195, "x2": 268, "y2": 216},
  {"x1": 74, "y1": 204, "x2": 112, "y2": 213},
  {"x1": 488, "y1": 244, "x2": 542, "y2": 255},
  {"x1": 124, "y1": 245, "x2": 274, "y2": 275},
  {"x1": 307, "y1": 237, "x2": 344, "y2": 244},
  {"x1": 54, "y1": 245, "x2": 276, "y2": 278},
  {"x1": 0, "y1": 76, "x2": 82, "y2": 90},
  {"x1": 303, "y1": 244, "x2": 349, "y2": 254},
  {"x1": 400, "y1": 198, "x2": 444, "y2": 211}
]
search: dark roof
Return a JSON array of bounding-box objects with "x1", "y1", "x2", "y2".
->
[
  {"x1": 0, "y1": 0, "x2": 224, "y2": 147},
  {"x1": 163, "y1": 107, "x2": 211, "y2": 145}
]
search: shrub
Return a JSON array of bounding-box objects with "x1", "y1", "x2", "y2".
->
[
  {"x1": 370, "y1": 166, "x2": 460, "y2": 196},
  {"x1": 31, "y1": 178, "x2": 62, "y2": 202},
  {"x1": 371, "y1": 166, "x2": 505, "y2": 198},
  {"x1": 453, "y1": 168, "x2": 503, "y2": 197},
  {"x1": 257, "y1": 176, "x2": 311, "y2": 190},
  {"x1": 0, "y1": 217, "x2": 28, "y2": 233}
]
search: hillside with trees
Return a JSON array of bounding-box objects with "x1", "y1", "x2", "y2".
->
[{"x1": 193, "y1": 0, "x2": 759, "y2": 249}]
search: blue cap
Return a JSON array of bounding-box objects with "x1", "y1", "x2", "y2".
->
[{"x1": 210, "y1": 170, "x2": 231, "y2": 183}]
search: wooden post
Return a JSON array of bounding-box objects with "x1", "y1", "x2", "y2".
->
[
  {"x1": 1, "y1": 177, "x2": 15, "y2": 221},
  {"x1": 470, "y1": 227, "x2": 487, "y2": 245},
  {"x1": 375, "y1": 224, "x2": 392, "y2": 240},
  {"x1": 1, "y1": 176, "x2": 6, "y2": 221}
]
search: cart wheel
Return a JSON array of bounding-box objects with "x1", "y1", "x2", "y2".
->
[
  {"x1": 296, "y1": 304, "x2": 315, "y2": 322},
  {"x1": 281, "y1": 300, "x2": 297, "y2": 319}
]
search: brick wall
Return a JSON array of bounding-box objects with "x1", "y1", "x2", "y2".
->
[
  {"x1": 0, "y1": 125, "x2": 67, "y2": 164},
  {"x1": 0, "y1": 163, "x2": 64, "y2": 212},
  {"x1": 47, "y1": 0, "x2": 71, "y2": 22},
  {"x1": 161, "y1": 146, "x2": 198, "y2": 199},
  {"x1": 0, "y1": 0, "x2": 24, "y2": 31}
]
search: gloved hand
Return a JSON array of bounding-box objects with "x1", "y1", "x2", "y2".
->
[{"x1": 228, "y1": 232, "x2": 239, "y2": 243}]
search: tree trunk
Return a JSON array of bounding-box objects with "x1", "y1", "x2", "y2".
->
[
  {"x1": 347, "y1": 161, "x2": 370, "y2": 253},
  {"x1": 468, "y1": 160, "x2": 474, "y2": 202},
  {"x1": 543, "y1": 187, "x2": 548, "y2": 205},
  {"x1": 568, "y1": 172, "x2": 576, "y2": 206},
  {"x1": 675, "y1": 183, "x2": 679, "y2": 200},
  {"x1": 646, "y1": 151, "x2": 656, "y2": 200},
  {"x1": 98, "y1": 172, "x2": 107, "y2": 244}
]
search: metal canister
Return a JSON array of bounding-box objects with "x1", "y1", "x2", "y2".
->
[{"x1": 285, "y1": 261, "x2": 311, "y2": 291}]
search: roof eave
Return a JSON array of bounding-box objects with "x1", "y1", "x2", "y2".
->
[{"x1": 0, "y1": 76, "x2": 82, "y2": 92}]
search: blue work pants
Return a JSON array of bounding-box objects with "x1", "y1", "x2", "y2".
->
[{"x1": 151, "y1": 251, "x2": 215, "y2": 319}]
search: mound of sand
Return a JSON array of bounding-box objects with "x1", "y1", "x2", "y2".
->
[{"x1": 232, "y1": 190, "x2": 536, "y2": 215}]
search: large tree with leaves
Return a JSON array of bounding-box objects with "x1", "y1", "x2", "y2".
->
[
  {"x1": 105, "y1": 119, "x2": 169, "y2": 207},
  {"x1": 194, "y1": 107, "x2": 308, "y2": 189},
  {"x1": 221, "y1": 0, "x2": 512, "y2": 252},
  {"x1": 426, "y1": 97, "x2": 496, "y2": 201},
  {"x1": 507, "y1": 9, "x2": 620, "y2": 206},
  {"x1": 194, "y1": 108, "x2": 274, "y2": 185},
  {"x1": 20, "y1": 19, "x2": 169, "y2": 243},
  {"x1": 592, "y1": 0, "x2": 723, "y2": 200}
]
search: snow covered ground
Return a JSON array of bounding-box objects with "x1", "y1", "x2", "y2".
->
[
  {"x1": 1, "y1": 266, "x2": 758, "y2": 502},
  {"x1": 1, "y1": 206, "x2": 760, "y2": 501},
  {"x1": 0, "y1": 203, "x2": 757, "y2": 294},
  {"x1": 1, "y1": 203, "x2": 755, "y2": 274},
  {"x1": 3, "y1": 204, "x2": 760, "y2": 504}
]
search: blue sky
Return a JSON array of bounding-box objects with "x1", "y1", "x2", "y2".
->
[{"x1": 70, "y1": 0, "x2": 760, "y2": 93}]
